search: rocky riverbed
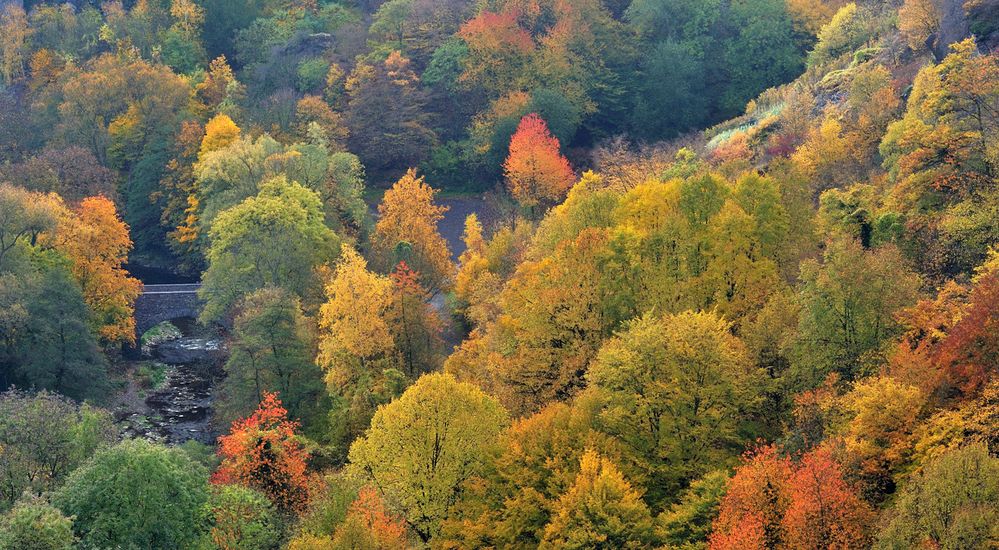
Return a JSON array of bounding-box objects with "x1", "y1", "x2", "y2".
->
[{"x1": 115, "y1": 318, "x2": 225, "y2": 445}]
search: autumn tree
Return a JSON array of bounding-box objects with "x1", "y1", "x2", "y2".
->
[
  {"x1": 215, "y1": 392, "x2": 312, "y2": 512},
  {"x1": 0, "y1": 5, "x2": 30, "y2": 85},
  {"x1": 456, "y1": 10, "x2": 535, "y2": 99},
  {"x1": 898, "y1": 0, "x2": 943, "y2": 51},
  {"x1": 540, "y1": 450, "x2": 657, "y2": 549},
  {"x1": 786, "y1": 0, "x2": 846, "y2": 37},
  {"x1": 781, "y1": 448, "x2": 874, "y2": 549},
  {"x1": 49, "y1": 54, "x2": 192, "y2": 260},
  {"x1": 0, "y1": 147, "x2": 116, "y2": 205},
  {"x1": 161, "y1": 0, "x2": 207, "y2": 73},
  {"x1": 710, "y1": 445, "x2": 792, "y2": 550},
  {"x1": 504, "y1": 113, "x2": 575, "y2": 210},
  {"x1": 438, "y1": 391, "x2": 630, "y2": 548},
  {"x1": 321, "y1": 151, "x2": 370, "y2": 238},
  {"x1": 200, "y1": 113, "x2": 241, "y2": 158},
  {"x1": 318, "y1": 246, "x2": 393, "y2": 372},
  {"x1": 453, "y1": 213, "x2": 505, "y2": 327},
  {"x1": 347, "y1": 373, "x2": 507, "y2": 541},
  {"x1": 698, "y1": 200, "x2": 783, "y2": 326},
  {"x1": 330, "y1": 486, "x2": 410, "y2": 549},
  {"x1": 879, "y1": 41, "x2": 999, "y2": 275},
  {"x1": 933, "y1": 256, "x2": 999, "y2": 395},
  {"x1": 295, "y1": 95, "x2": 348, "y2": 150},
  {"x1": 372, "y1": 169, "x2": 453, "y2": 292},
  {"x1": 203, "y1": 485, "x2": 280, "y2": 550},
  {"x1": 588, "y1": 311, "x2": 766, "y2": 507},
  {"x1": 194, "y1": 55, "x2": 245, "y2": 117},
  {"x1": 316, "y1": 246, "x2": 400, "y2": 446},
  {"x1": 842, "y1": 376, "x2": 924, "y2": 497},
  {"x1": 387, "y1": 261, "x2": 444, "y2": 377},
  {"x1": 710, "y1": 445, "x2": 872, "y2": 549},
  {"x1": 806, "y1": 3, "x2": 873, "y2": 66},
  {"x1": 51, "y1": 196, "x2": 142, "y2": 345},
  {"x1": 437, "y1": 391, "x2": 630, "y2": 548}
]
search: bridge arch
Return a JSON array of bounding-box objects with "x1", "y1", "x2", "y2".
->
[{"x1": 125, "y1": 284, "x2": 204, "y2": 358}]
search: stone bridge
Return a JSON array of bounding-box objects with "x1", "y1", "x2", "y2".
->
[{"x1": 126, "y1": 283, "x2": 203, "y2": 357}]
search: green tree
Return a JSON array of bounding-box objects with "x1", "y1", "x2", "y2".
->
[
  {"x1": 200, "y1": 176, "x2": 340, "y2": 321},
  {"x1": 347, "y1": 372, "x2": 507, "y2": 542},
  {"x1": 218, "y1": 287, "x2": 326, "y2": 437},
  {"x1": 53, "y1": 439, "x2": 209, "y2": 549},
  {"x1": 13, "y1": 262, "x2": 110, "y2": 401},
  {"x1": 0, "y1": 497, "x2": 75, "y2": 550},
  {"x1": 202, "y1": 485, "x2": 280, "y2": 550},
  {"x1": 0, "y1": 183, "x2": 58, "y2": 272},
  {"x1": 658, "y1": 470, "x2": 729, "y2": 548},
  {"x1": 587, "y1": 311, "x2": 765, "y2": 508},
  {"x1": 792, "y1": 237, "x2": 921, "y2": 388},
  {"x1": 322, "y1": 152, "x2": 370, "y2": 237},
  {"x1": 0, "y1": 390, "x2": 116, "y2": 510},
  {"x1": 193, "y1": 134, "x2": 285, "y2": 232},
  {"x1": 876, "y1": 444, "x2": 999, "y2": 550},
  {"x1": 719, "y1": 0, "x2": 802, "y2": 114},
  {"x1": 626, "y1": 0, "x2": 801, "y2": 136}
]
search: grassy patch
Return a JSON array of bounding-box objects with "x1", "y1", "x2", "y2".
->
[
  {"x1": 141, "y1": 320, "x2": 182, "y2": 347},
  {"x1": 136, "y1": 362, "x2": 169, "y2": 390}
]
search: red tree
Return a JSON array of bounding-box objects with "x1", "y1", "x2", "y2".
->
[
  {"x1": 710, "y1": 445, "x2": 792, "y2": 550},
  {"x1": 710, "y1": 445, "x2": 873, "y2": 550},
  {"x1": 214, "y1": 393, "x2": 312, "y2": 511},
  {"x1": 504, "y1": 113, "x2": 575, "y2": 209},
  {"x1": 782, "y1": 448, "x2": 874, "y2": 549},
  {"x1": 936, "y1": 270, "x2": 999, "y2": 395},
  {"x1": 337, "y1": 486, "x2": 409, "y2": 547}
]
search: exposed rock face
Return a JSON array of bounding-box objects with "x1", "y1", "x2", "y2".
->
[{"x1": 934, "y1": 0, "x2": 971, "y2": 60}]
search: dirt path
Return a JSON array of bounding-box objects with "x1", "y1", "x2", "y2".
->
[{"x1": 436, "y1": 196, "x2": 495, "y2": 259}]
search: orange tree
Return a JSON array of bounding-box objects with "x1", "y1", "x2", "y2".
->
[
  {"x1": 504, "y1": 113, "x2": 575, "y2": 210},
  {"x1": 214, "y1": 392, "x2": 312, "y2": 512}
]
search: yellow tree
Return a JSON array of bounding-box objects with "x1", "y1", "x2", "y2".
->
[
  {"x1": 540, "y1": 450, "x2": 656, "y2": 549},
  {"x1": 899, "y1": 0, "x2": 942, "y2": 51},
  {"x1": 372, "y1": 169, "x2": 453, "y2": 293},
  {"x1": 194, "y1": 55, "x2": 244, "y2": 116},
  {"x1": 316, "y1": 245, "x2": 398, "y2": 444},
  {"x1": 317, "y1": 245, "x2": 394, "y2": 380},
  {"x1": 53, "y1": 196, "x2": 142, "y2": 345},
  {"x1": 454, "y1": 213, "x2": 503, "y2": 327},
  {"x1": 199, "y1": 113, "x2": 241, "y2": 159},
  {"x1": 0, "y1": 5, "x2": 30, "y2": 85},
  {"x1": 347, "y1": 372, "x2": 507, "y2": 542}
]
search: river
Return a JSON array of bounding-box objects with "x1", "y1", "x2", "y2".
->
[{"x1": 116, "y1": 318, "x2": 225, "y2": 445}]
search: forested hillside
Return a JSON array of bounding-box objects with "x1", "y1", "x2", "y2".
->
[{"x1": 1, "y1": 0, "x2": 998, "y2": 548}]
